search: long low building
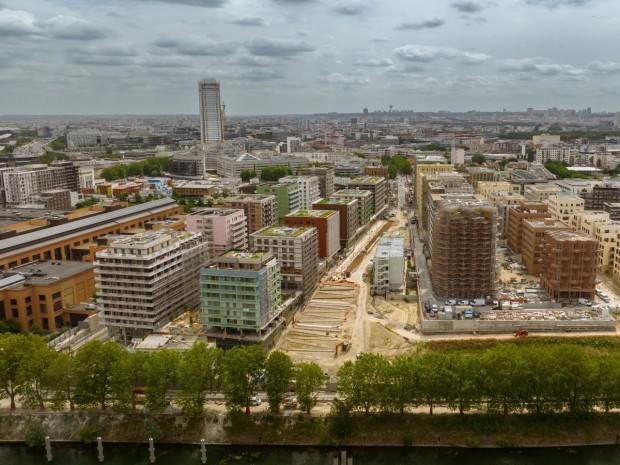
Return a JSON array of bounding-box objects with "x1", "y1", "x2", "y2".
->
[{"x1": 0, "y1": 198, "x2": 183, "y2": 270}]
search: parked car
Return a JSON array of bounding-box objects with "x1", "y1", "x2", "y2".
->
[
  {"x1": 457, "y1": 300, "x2": 470, "y2": 306},
  {"x1": 431, "y1": 304, "x2": 438, "y2": 313},
  {"x1": 444, "y1": 299, "x2": 458, "y2": 306},
  {"x1": 578, "y1": 298, "x2": 592, "y2": 306},
  {"x1": 250, "y1": 395, "x2": 261, "y2": 406}
]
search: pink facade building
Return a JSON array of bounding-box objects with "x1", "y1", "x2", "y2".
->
[{"x1": 186, "y1": 208, "x2": 248, "y2": 261}]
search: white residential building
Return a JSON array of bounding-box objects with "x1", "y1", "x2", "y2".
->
[
  {"x1": 95, "y1": 230, "x2": 209, "y2": 343},
  {"x1": 280, "y1": 175, "x2": 321, "y2": 210},
  {"x1": 373, "y1": 236, "x2": 405, "y2": 294}
]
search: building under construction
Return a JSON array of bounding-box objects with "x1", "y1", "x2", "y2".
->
[{"x1": 429, "y1": 195, "x2": 499, "y2": 299}]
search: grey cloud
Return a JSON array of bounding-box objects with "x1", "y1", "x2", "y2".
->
[
  {"x1": 462, "y1": 51, "x2": 491, "y2": 64},
  {"x1": 298, "y1": 29, "x2": 311, "y2": 36},
  {"x1": 393, "y1": 45, "x2": 459, "y2": 62},
  {"x1": 451, "y1": 1, "x2": 485, "y2": 13},
  {"x1": 155, "y1": 37, "x2": 237, "y2": 55},
  {"x1": 318, "y1": 73, "x2": 371, "y2": 84},
  {"x1": 228, "y1": 54, "x2": 274, "y2": 67},
  {"x1": 231, "y1": 16, "x2": 267, "y2": 27},
  {"x1": 333, "y1": 2, "x2": 365, "y2": 15},
  {"x1": 354, "y1": 58, "x2": 394, "y2": 67},
  {"x1": 246, "y1": 38, "x2": 315, "y2": 57},
  {"x1": 0, "y1": 9, "x2": 37, "y2": 37},
  {"x1": 236, "y1": 68, "x2": 283, "y2": 81},
  {"x1": 138, "y1": 55, "x2": 192, "y2": 68},
  {"x1": 272, "y1": 0, "x2": 316, "y2": 3},
  {"x1": 70, "y1": 55, "x2": 134, "y2": 66},
  {"x1": 370, "y1": 37, "x2": 390, "y2": 43},
  {"x1": 67, "y1": 45, "x2": 138, "y2": 57},
  {"x1": 500, "y1": 58, "x2": 583, "y2": 76},
  {"x1": 524, "y1": 0, "x2": 591, "y2": 7},
  {"x1": 587, "y1": 61, "x2": 620, "y2": 75},
  {"x1": 133, "y1": 0, "x2": 227, "y2": 7},
  {"x1": 42, "y1": 15, "x2": 108, "y2": 40},
  {"x1": 396, "y1": 18, "x2": 445, "y2": 30}
]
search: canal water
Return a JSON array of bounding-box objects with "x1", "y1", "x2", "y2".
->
[{"x1": 1, "y1": 443, "x2": 620, "y2": 465}]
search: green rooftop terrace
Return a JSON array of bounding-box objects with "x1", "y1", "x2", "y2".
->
[
  {"x1": 222, "y1": 249, "x2": 268, "y2": 259},
  {"x1": 286, "y1": 209, "x2": 335, "y2": 218},
  {"x1": 314, "y1": 197, "x2": 356, "y2": 205},
  {"x1": 254, "y1": 225, "x2": 310, "y2": 237},
  {"x1": 350, "y1": 176, "x2": 383, "y2": 184}
]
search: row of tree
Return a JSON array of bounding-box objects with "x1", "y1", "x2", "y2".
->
[
  {"x1": 100, "y1": 157, "x2": 169, "y2": 181},
  {"x1": 380, "y1": 154, "x2": 413, "y2": 179},
  {"x1": 337, "y1": 344, "x2": 620, "y2": 415},
  {"x1": 0, "y1": 334, "x2": 324, "y2": 416}
]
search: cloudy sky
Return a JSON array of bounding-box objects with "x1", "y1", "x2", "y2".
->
[{"x1": 1, "y1": 0, "x2": 620, "y2": 115}]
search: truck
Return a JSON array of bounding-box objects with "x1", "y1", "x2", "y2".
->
[{"x1": 472, "y1": 299, "x2": 486, "y2": 307}]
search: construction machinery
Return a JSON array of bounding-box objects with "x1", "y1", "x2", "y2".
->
[{"x1": 334, "y1": 341, "x2": 350, "y2": 357}]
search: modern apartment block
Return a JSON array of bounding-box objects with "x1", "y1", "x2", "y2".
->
[
  {"x1": 312, "y1": 197, "x2": 359, "y2": 248},
  {"x1": 332, "y1": 189, "x2": 373, "y2": 229},
  {"x1": 200, "y1": 250, "x2": 282, "y2": 349},
  {"x1": 95, "y1": 230, "x2": 208, "y2": 343},
  {"x1": 506, "y1": 201, "x2": 551, "y2": 254},
  {"x1": 465, "y1": 167, "x2": 498, "y2": 191},
  {"x1": 250, "y1": 226, "x2": 319, "y2": 299},
  {"x1": 477, "y1": 181, "x2": 521, "y2": 197},
  {"x1": 593, "y1": 221, "x2": 620, "y2": 274},
  {"x1": 547, "y1": 195, "x2": 585, "y2": 223},
  {"x1": 185, "y1": 208, "x2": 247, "y2": 261},
  {"x1": 298, "y1": 166, "x2": 335, "y2": 198},
  {"x1": 523, "y1": 184, "x2": 563, "y2": 202},
  {"x1": 0, "y1": 198, "x2": 184, "y2": 270},
  {"x1": 364, "y1": 165, "x2": 389, "y2": 183},
  {"x1": 256, "y1": 183, "x2": 301, "y2": 220},
  {"x1": 2, "y1": 161, "x2": 79, "y2": 204},
  {"x1": 429, "y1": 196, "x2": 499, "y2": 299},
  {"x1": 220, "y1": 194, "x2": 277, "y2": 236},
  {"x1": 522, "y1": 218, "x2": 570, "y2": 276},
  {"x1": 280, "y1": 175, "x2": 321, "y2": 210},
  {"x1": 0, "y1": 260, "x2": 95, "y2": 333},
  {"x1": 348, "y1": 176, "x2": 387, "y2": 214},
  {"x1": 284, "y1": 209, "x2": 340, "y2": 260},
  {"x1": 540, "y1": 230, "x2": 597, "y2": 301},
  {"x1": 373, "y1": 236, "x2": 405, "y2": 295},
  {"x1": 414, "y1": 163, "x2": 454, "y2": 210},
  {"x1": 420, "y1": 173, "x2": 473, "y2": 234},
  {"x1": 603, "y1": 202, "x2": 620, "y2": 221},
  {"x1": 198, "y1": 78, "x2": 224, "y2": 143},
  {"x1": 583, "y1": 184, "x2": 620, "y2": 211}
]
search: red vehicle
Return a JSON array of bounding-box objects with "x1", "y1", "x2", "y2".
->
[{"x1": 514, "y1": 329, "x2": 529, "y2": 337}]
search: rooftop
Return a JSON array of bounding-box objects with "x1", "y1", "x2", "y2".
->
[
  {"x1": 375, "y1": 236, "x2": 405, "y2": 259},
  {"x1": 350, "y1": 176, "x2": 383, "y2": 184},
  {"x1": 546, "y1": 230, "x2": 597, "y2": 241},
  {"x1": 221, "y1": 249, "x2": 269, "y2": 259},
  {"x1": 333, "y1": 189, "x2": 372, "y2": 198},
  {"x1": 253, "y1": 225, "x2": 311, "y2": 237},
  {"x1": 286, "y1": 209, "x2": 335, "y2": 218},
  {"x1": 0, "y1": 260, "x2": 93, "y2": 289},
  {"x1": 314, "y1": 197, "x2": 356, "y2": 206}
]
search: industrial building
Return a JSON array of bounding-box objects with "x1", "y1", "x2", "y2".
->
[
  {"x1": 95, "y1": 230, "x2": 208, "y2": 343},
  {"x1": 201, "y1": 250, "x2": 283, "y2": 349}
]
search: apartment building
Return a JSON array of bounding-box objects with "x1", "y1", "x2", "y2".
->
[
  {"x1": 312, "y1": 197, "x2": 359, "y2": 248},
  {"x1": 364, "y1": 165, "x2": 389, "y2": 183},
  {"x1": 522, "y1": 218, "x2": 570, "y2": 276},
  {"x1": 593, "y1": 221, "x2": 620, "y2": 274},
  {"x1": 535, "y1": 146, "x2": 575, "y2": 164},
  {"x1": 185, "y1": 208, "x2": 247, "y2": 261},
  {"x1": 571, "y1": 210, "x2": 610, "y2": 236},
  {"x1": 250, "y1": 226, "x2": 319, "y2": 299},
  {"x1": 507, "y1": 201, "x2": 551, "y2": 254},
  {"x1": 373, "y1": 236, "x2": 405, "y2": 295},
  {"x1": 583, "y1": 184, "x2": 620, "y2": 210},
  {"x1": 95, "y1": 230, "x2": 208, "y2": 343},
  {"x1": 0, "y1": 198, "x2": 184, "y2": 270},
  {"x1": 284, "y1": 209, "x2": 340, "y2": 260},
  {"x1": 256, "y1": 183, "x2": 301, "y2": 220},
  {"x1": 298, "y1": 166, "x2": 335, "y2": 198},
  {"x1": 0, "y1": 260, "x2": 95, "y2": 333},
  {"x1": 200, "y1": 250, "x2": 282, "y2": 349},
  {"x1": 413, "y1": 163, "x2": 454, "y2": 210},
  {"x1": 547, "y1": 195, "x2": 585, "y2": 223},
  {"x1": 485, "y1": 191, "x2": 526, "y2": 239},
  {"x1": 348, "y1": 176, "x2": 387, "y2": 214},
  {"x1": 540, "y1": 230, "x2": 597, "y2": 301},
  {"x1": 465, "y1": 167, "x2": 498, "y2": 191},
  {"x1": 2, "y1": 161, "x2": 79, "y2": 205},
  {"x1": 523, "y1": 184, "x2": 563, "y2": 202},
  {"x1": 603, "y1": 202, "x2": 620, "y2": 221},
  {"x1": 477, "y1": 181, "x2": 521, "y2": 197},
  {"x1": 216, "y1": 153, "x2": 308, "y2": 178},
  {"x1": 429, "y1": 196, "x2": 499, "y2": 299},
  {"x1": 220, "y1": 194, "x2": 277, "y2": 236},
  {"x1": 420, "y1": 173, "x2": 473, "y2": 234},
  {"x1": 332, "y1": 189, "x2": 373, "y2": 229},
  {"x1": 280, "y1": 175, "x2": 321, "y2": 210}
]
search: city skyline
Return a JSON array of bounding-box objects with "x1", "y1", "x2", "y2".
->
[{"x1": 2, "y1": 0, "x2": 620, "y2": 115}]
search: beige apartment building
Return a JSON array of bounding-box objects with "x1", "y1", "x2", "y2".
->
[
  {"x1": 477, "y1": 181, "x2": 521, "y2": 198},
  {"x1": 220, "y1": 194, "x2": 277, "y2": 236},
  {"x1": 547, "y1": 195, "x2": 585, "y2": 223}
]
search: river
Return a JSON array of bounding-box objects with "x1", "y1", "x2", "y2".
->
[{"x1": 1, "y1": 443, "x2": 620, "y2": 465}]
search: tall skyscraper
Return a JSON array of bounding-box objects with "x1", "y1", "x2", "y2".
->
[{"x1": 198, "y1": 78, "x2": 225, "y2": 143}]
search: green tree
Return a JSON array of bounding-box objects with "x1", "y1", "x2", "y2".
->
[
  {"x1": 20, "y1": 338, "x2": 56, "y2": 410},
  {"x1": 337, "y1": 353, "x2": 388, "y2": 414},
  {"x1": 471, "y1": 153, "x2": 486, "y2": 164},
  {"x1": 549, "y1": 345, "x2": 597, "y2": 414},
  {"x1": 48, "y1": 352, "x2": 77, "y2": 411},
  {"x1": 73, "y1": 340, "x2": 125, "y2": 410},
  {"x1": 260, "y1": 166, "x2": 292, "y2": 182},
  {"x1": 416, "y1": 352, "x2": 448, "y2": 415},
  {"x1": 442, "y1": 353, "x2": 482, "y2": 414},
  {"x1": 595, "y1": 354, "x2": 620, "y2": 413},
  {"x1": 133, "y1": 192, "x2": 143, "y2": 204},
  {"x1": 386, "y1": 356, "x2": 417, "y2": 414},
  {"x1": 0, "y1": 333, "x2": 40, "y2": 410},
  {"x1": 240, "y1": 170, "x2": 257, "y2": 182},
  {"x1": 118, "y1": 192, "x2": 129, "y2": 202},
  {"x1": 264, "y1": 351, "x2": 294, "y2": 414},
  {"x1": 517, "y1": 347, "x2": 556, "y2": 414},
  {"x1": 0, "y1": 320, "x2": 21, "y2": 334},
  {"x1": 177, "y1": 343, "x2": 223, "y2": 416},
  {"x1": 222, "y1": 345, "x2": 266, "y2": 414},
  {"x1": 145, "y1": 350, "x2": 181, "y2": 413},
  {"x1": 109, "y1": 351, "x2": 144, "y2": 413},
  {"x1": 294, "y1": 362, "x2": 324, "y2": 414},
  {"x1": 483, "y1": 344, "x2": 523, "y2": 415}
]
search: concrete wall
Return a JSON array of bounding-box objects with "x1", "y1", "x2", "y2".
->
[{"x1": 420, "y1": 317, "x2": 616, "y2": 334}]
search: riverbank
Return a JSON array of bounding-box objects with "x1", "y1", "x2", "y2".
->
[{"x1": 2, "y1": 411, "x2": 620, "y2": 448}]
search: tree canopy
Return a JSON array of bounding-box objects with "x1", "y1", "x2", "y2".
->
[{"x1": 260, "y1": 166, "x2": 292, "y2": 182}]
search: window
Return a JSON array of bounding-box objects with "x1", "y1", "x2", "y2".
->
[
  {"x1": 10, "y1": 299, "x2": 17, "y2": 305},
  {"x1": 25, "y1": 296, "x2": 31, "y2": 304},
  {"x1": 12, "y1": 309, "x2": 19, "y2": 318},
  {"x1": 26, "y1": 306, "x2": 32, "y2": 316},
  {"x1": 52, "y1": 291, "x2": 61, "y2": 300},
  {"x1": 40, "y1": 304, "x2": 47, "y2": 314},
  {"x1": 39, "y1": 295, "x2": 46, "y2": 301}
]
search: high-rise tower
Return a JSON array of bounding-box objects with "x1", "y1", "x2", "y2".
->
[{"x1": 198, "y1": 78, "x2": 224, "y2": 143}]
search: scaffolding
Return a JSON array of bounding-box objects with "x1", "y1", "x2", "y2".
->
[{"x1": 430, "y1": 199, "x2": 499, "y2": 299}]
